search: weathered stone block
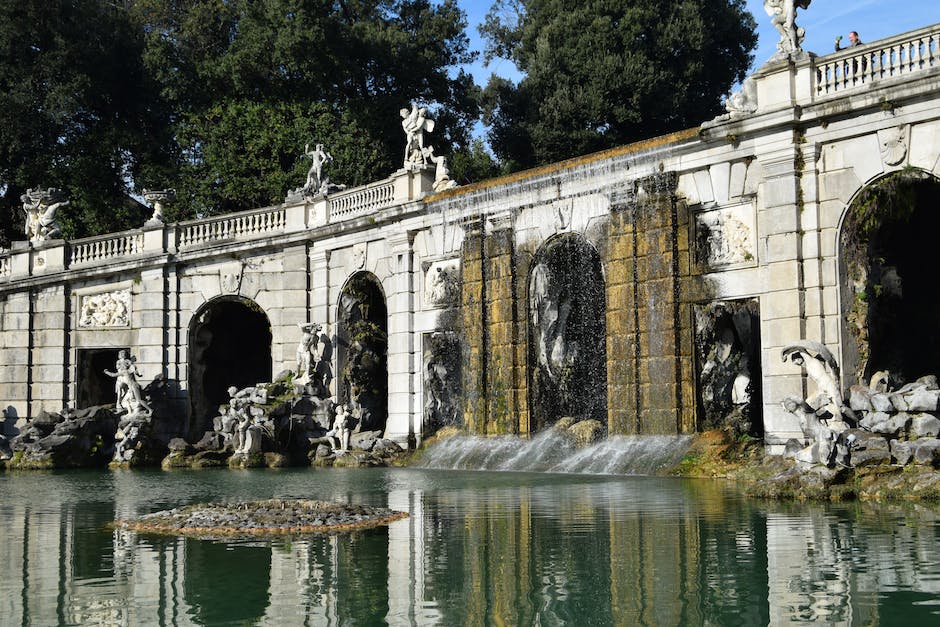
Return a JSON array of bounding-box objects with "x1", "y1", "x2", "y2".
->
[
  {"x1": 891, "y1": 439, "x2": 914, "y2": 465},
  {"x1": 850, "y1": 431, "x2": 890, "y2": 467},
  {"x1": 889, "y1": 393, "x2": 910, "y2": 412},
  {"x1": 910, "y1": 414, "x2": 940, "y2": 439},
  {"x1": 906, "y1": 389, "x2": 940, "y2": 412},
  {"x1": 870, "y1": 393, "x2": 894, "y2": 413},
  {"x1": 848, "y1": 386, "x2": 873, "y2": 412},
  {"x1": 913, "y1": 438, "x2": 940, "y2": 466}
]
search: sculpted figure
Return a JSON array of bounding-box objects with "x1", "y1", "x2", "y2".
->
[
  {"x1": 422, "y1": 146, "x2": 458, "y2": 191},
  {"x1": 20, "y1": 188, "x2": 67, "y2": 242},
  {"x1": 104, "y1": 350, "x2": 152, "y2": 416},
  {"x1": 296, "y1": 322, "x2": 323, "y2": 381},
  {"x1": 782, "y1": 341, "x2": 845, "y2": 424},
  {"x1": 327, "y1": 404, "x2": 352, "y2": 451},
  {"x1": 303, "y1": 143, "x2": 333, "y2": 195},
  {"x1": 764, "y1": 0, "x2": 812, "y2": 58},
  {"x1": 400, "y1": 103, "x2": 435, "y2": 169}
]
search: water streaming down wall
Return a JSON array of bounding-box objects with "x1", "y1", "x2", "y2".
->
[{"x1": 417, "y1": 431, "x2": 694, "y2": 475}]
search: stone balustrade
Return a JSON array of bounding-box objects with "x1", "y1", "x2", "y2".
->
[
  {"x1": 329, "y1": 179, "x2": 396, "y2": 220},
  {"x1": 178, "y1": 206, "x2": 287, "y2": 248},
  {"x1": 816, "y1": 24, "x2": 939, "y2": 95},
  {"x1": 69, "y1": 232, "x2": 145, "y2": 266}
]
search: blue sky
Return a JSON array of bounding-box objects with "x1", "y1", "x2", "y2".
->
[{"x1": 457, "y1": 0, "x2": 938, "y2": 88}]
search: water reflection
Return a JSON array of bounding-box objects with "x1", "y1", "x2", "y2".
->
[{"x1": 1, "y1": 469, "x2": 939, "y2": 624}]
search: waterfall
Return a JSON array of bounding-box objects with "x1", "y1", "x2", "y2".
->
[{"x1": 416, "y1": 431, "x2": 694, "y2": 476}]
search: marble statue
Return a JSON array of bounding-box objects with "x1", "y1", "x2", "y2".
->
[
  {"x1": 220, "y1": 385, "x2": 268, "y2": 454},
  {"x1": 422, "y1": 146, "x2": 458, "y2": 192},
  {"x1": 327, "y1": 404, "x2": 352, "y2": 451},
  {"x1": 724, "y1": 77, "x2": 758, "y2": 117},
  {"x1": 20, "y1": 188, "x2": 67, "y2": 243},
  {"x1": 400, "y1": 103, "x2": 435, "y2": 170},
  {"x1": 142, "y1": 189, "x2": 175, "y2": 224},
  {"x1": 530, "y1": 263, "x2": 576, "y2": 380},
  {"x1": 765, "y1": 0, "x2": 812, "y2": 59},
  {"x1": 296, "y1": 322, "x2": 322, "y2": 381},
  {"x1": 782, "y1": 341, "x2": 846, "y2": 425},
  {"x1": 104, "y1": 350, "x2": 152, "y2": 417},
  {"x1": 303, "y1": 143, "x2": 333, "y2": 196}
]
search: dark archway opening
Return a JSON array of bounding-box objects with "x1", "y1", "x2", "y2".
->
[
  {"x1": 188, "y1": 297, "x2": 271, "y2": 437},
  {"x1": 337, "y1": 272, "x2": 388, "y2": 433},
  {"x1": 841, "y1": 171, "x2": 940, "y2": 385},
  {"x1": 76, "y1": 347, "x2": 127, "y2": 408},
  {"x1": 528, "y1": 234, "x2": 607, "y2": 431}
]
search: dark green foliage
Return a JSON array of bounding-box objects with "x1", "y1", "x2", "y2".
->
[
  {"x1": 130, "y1": 0, "x2": 481, "y2": 218},
  {"x1": 480, "y1": 0, "x2": 757, "y2": 168},
  {"x1": 0, "y1": 0, "x2": 176, "y2": 243},
  {"x1": 1, "y1": 0, "x2": 480, "y2": 241}
]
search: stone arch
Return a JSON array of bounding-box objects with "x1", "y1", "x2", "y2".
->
[
  {"x1": 336, "y1": 271, "x2": 388, "y2": 433},
  {"x1": 527, "y1": 232, "x2": 607, "y2": 431},
  {"x1": 188, "y1": 295, "x2": 272, "y2": 438},
  {"x1": 838, "y1": 168, "x2": 940, "y2": 387}
]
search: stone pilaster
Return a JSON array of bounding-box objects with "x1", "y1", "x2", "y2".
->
[
  {"x1": 30, "y1": 284, "x2": 68, "y2": 416},
  {"x1": 758, "y1": 145, "x2": 809, "y2": 447},
  {"x1": 385, "y1": 231, "x2": 416, "y2": 446},
  {"x1": 483, "y1": 212, "x2": 522, "y2": 434},
  {"x1": 460, "y1": 217, "x2": 486, "y2": 434},
  {"x1": 0, "y1": 291, "x2": 32, "y2": 427}
]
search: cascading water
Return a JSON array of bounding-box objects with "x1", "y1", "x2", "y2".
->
[{"x1": 417, "y1": 431, "x2": 694, "y2": 476}]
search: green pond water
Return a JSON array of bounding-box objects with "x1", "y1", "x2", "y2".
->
[{"x1": 1, "y1": 467, "x2": 939, "y2": 625}]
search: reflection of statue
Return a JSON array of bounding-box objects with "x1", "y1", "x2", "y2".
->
[
  {"x1": 104, "y1": 350, "x2": 152, "y2": 416},
  {"x1": 303, "y1": 143, "x2": 333, "y2": 195},
  {"x1": 20, "y1": 187, "x2": 67, "y2": 242},
  {"x1": 764, "y1": 0, "x2": 812, "y2": 58},
  {"x1": 782, "y1": 341, "x2": 844, "y2": 423},
  {"x1": 400, "y1": 103, "x2": 435, "y2": 169}
]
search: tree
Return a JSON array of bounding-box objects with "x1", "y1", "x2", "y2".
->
[
  {"x1": 131, "y1": 0, "x2": 483, "y2": 218},
  {"x1": 0, "y1": 0, "x2": 175, "y2": 244},
  {"x1": 480, "y1": 0, "x2": 758, "y2": 168}
]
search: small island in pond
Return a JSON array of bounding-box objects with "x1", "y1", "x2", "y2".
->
[{"x1": 114, "y1": 499, "x2": 408, "y2": 538}]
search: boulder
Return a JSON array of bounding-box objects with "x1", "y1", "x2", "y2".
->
[
  {"x1": 373, "y1": 439, "x2": 403, "y2": 456},
  {"x1": 848, "y1": 431, "x2": 891, "y2": 467},
  {"x1": 168, "y1": 438, "x2": 192, "y2": 453},
  {"x1": 848, "y1": 386, "x2": 874, "y2": 412},
  {"x1": 889, "y1": 394, "x2": 910, "y2": 412},
  {"x1": 906, "y1": 389, "x2": 940, "y2": 412},
  {"x1": 890, "y1": 439, "x2": 915, "y2": 465},
  {"x1": 912, "y1": 438, "x2": 940, "y2": 466},
  {"x1": 567, "y1": 420, "x2": 605, "y2": 447},
  {"x1": 194, "y1": 431, "x2": 226, "y2": 451},
  {"x1": 910, "y1": 414, "x2": 940, "y2": 439},
  {"x1": 916, "y1": 375, "x2": 939, "y2": 390},
  {"x1": 870, "y1": 394, "x2": 894, "y2": 413},
  {"x1": 860, "y1": 411, "x2": 910, "y2": 437}
]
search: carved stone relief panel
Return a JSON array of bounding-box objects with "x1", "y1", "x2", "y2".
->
[
  {"x1": 424, "y1": 258, "x2": 460, "y2": 308},
  {"x1": 694, "y1": 202, "x2": 757, "y2": 269},
  {"x1": 78, "y1": 288, "x2": 131, "y2": 328}
]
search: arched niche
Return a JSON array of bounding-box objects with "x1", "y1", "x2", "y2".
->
[
  {"x1": 188, "y1": 296, "x2": 272, "y2": 437},
  {"x1": 528, "y1": 233, "x2": 607, "y2": 431},
  {"x1": 337, "y1": 272, "x2": 388, "y2": 433},
  {"x1": 839, "y1": 169, "x2": 940, "y2": 387}
]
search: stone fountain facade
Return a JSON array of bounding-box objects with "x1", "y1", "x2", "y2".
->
[{"x1": 1, "y1": 22, "x2": 939, "y2": 454}]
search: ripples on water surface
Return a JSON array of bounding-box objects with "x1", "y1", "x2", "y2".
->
[{"x1": 1, "y1": 468, "x2": 940, "y2": 625}]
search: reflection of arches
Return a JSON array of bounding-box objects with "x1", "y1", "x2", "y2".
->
[
  {"x1": 337, "y1": 272, "x2": 388, "y2": 432},
  {"x1": 528, "y1": 234, "x2": 607, "y2": 431},
  {"x1": 839, "y1": 169, "x2": 940, "y2": 385},
  {"x1": 188, "y1": 296, "x2": 272, "y2": 437}
]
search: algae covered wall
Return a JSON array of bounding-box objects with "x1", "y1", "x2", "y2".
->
[{"x1": 458, "y1": 173, "x2": 698, "y2": 437}]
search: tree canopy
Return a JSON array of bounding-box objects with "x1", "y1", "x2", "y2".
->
[
  {"x1": 479, "y1": 0, "x2": 758, "y2": 169},
  {"x1": 0, "y1": 0, "x2": 483, "y2": 243}
]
